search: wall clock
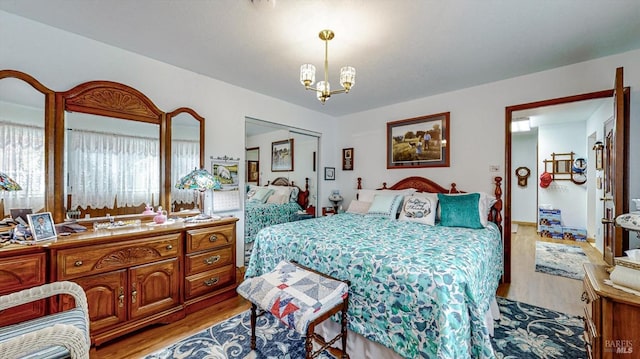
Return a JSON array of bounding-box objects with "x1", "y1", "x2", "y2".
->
[{"x1": 515, "y1": 166, "x2": 531, "y2": 187}]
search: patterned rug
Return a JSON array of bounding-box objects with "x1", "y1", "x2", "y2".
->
[
  {"x1": 535, "y1": 241, "x2": 589, "y2": 280},
  {"x1": 144, "y1": 297, "x2": 585, "y2": 359}
]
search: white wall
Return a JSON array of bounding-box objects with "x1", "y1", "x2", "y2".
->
[
  {"x1": 335, "y1": 51, "x2": 640, "y2": 207},
  {"x1": 511, "y1": 132, "x2": 537, "y2": 223},
  {"x1": 537, "y1": 121, "x2": 587, "y2": 228}
]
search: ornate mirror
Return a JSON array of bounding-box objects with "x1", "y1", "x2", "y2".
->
[
  {"x1": 55, "y1": 81, "x2": 164, "y2": 222},
  {"x1": 0, "y1": 70, "x2": 54, "y2": 218},
  {"x1": 167, "y1": 107, "x2": 204, "y2": 213}
]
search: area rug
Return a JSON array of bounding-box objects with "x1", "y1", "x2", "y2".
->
[
  {"x1": 535, "y1": 241, "x2": 589, "y2": 280},
  {"x1": 144, "y1": 297, "x2": 585, "y2": 359}
]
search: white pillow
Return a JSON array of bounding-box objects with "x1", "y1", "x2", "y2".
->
[
  {"x1": 357, "y1": 188, "x2": 416, "y2": 202},
  {"x1": 356, "y1": 189, "x2": 378, "y2": 203},
  {"x1": 366, "y1": 194, "x2": 404, "y2": 219},
  {"x1": 346, "y1": 200, "x2": 372, "y2": 214},
  {"x1": 266, "y1": 193, "x2": 288, "y2": 204},
  {"x1": 248, "y1": 188, "x2": 274, "y2": 203},
  {"x1": 399, "y1": 193, "x2": 438, "y2": 225},
  {"x1": 267, "y1": 185, "x2": 300, "y2": 203},
  {"x1": 246, "y1": 185, "x2": 261, "y2": 199}
]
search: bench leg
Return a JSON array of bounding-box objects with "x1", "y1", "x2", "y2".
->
[
  {"x1": 340, "y1": 297, "x2": 349, "y2": 359},
  {"x1": 251, "y1": 303, "x2": 258, "y2": 350}
]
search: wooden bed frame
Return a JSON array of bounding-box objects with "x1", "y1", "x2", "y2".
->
[
  {"x1": 356, "y1": 176, "x2": 503, "y2": 233},
  {"x1": 265, "y1": 177, "x2": 310, "y2": 209}
]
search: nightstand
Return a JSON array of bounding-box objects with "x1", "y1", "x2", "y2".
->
[{"x1": 322, "y1": 207, "x2": 336, "y2": 216}]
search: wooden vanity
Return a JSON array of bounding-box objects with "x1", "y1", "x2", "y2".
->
[
  {"x1": 582, "y1": 263, "x2": 640, "y2": 358},
  {"x1": 0, "y1": 217, "x2": 238, "y2": 346}
]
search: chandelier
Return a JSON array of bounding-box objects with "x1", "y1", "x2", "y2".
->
[{"x1": 300, "y1": 29, "x2": 356, "y2": 104}]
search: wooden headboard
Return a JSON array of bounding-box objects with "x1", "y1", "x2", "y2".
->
[
  {"x1": 356, "y1": 176, "x2": 503, "y2": 232},
  {"x1": 266, "y1": 177, "x2": 310, "y2": 209}
]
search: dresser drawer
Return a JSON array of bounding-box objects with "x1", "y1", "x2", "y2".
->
[
  {"x1": 0, "y1": 253, "x2": 46, "y2": 293},
  {"x1": 0, "y1": 252, "x2": 47, "y2": 326},
  {"x1": 184, "y1": 264, "x2": 235, "y2": 299},
  {"x1": 186, "y1": 224, "x2": 235, "y2": 253},
  {"x1": 57, "y1": 233, "x2": 181, "y2": 279},
  {"x1": 185, "y1": 245, "x2": 233, "y2": 275}
]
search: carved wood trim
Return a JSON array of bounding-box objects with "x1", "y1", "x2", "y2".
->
[
  {"x1": 94, "y1": 248, "x2": 162, "y2": 270},
  {"x1": 61, "y1": 81, "x2": 163, "y2": 123}
]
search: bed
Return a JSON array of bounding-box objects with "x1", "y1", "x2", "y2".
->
[
  {"x1": 244, "y1": 177, "x2": 309, "y2": 262},
  {"x1": 245, "y1": 176, "x2": 503, "y2": 359}
]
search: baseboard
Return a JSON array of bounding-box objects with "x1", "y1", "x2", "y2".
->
[{"x1": 512, "y1": 221, "x2": 536, "y2": 226}]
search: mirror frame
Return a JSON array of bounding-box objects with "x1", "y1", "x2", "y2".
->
[
  {"x1": 54, "y1": 81, "x2": 166, "y2": 223},
  {"x1": 166, "y1": 107, "x2": 205, "y2": 212},
  {"x1": 0, "y1": 69, "x2": 55, "y2": 217}
]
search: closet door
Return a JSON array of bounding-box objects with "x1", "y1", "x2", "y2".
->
[{"x1": 602, "y1": 67, "x2": 629, "y2": 265}]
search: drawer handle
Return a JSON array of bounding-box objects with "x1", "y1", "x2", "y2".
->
[
  {"x1": 204, "y1": 255, "x2": 221, "y2": 265},
  {"x1": 118, "y1": 287, "x2": 125, "y2": 308},
  {"x1": 208, "y1": 234, "x2": 218, "y2": 242},
  {"x1": 581, "y1": 291, "x2": 589, "y2": 302},
  {"x1": 166, "y1": 244, "x2": 173, "y2": 250},
  {"x1": 74, "y1": 260, "x2": 83, "y2": 267},
  {"x1": 204, "y1": 277, "x2": 219, "y2": 287}
]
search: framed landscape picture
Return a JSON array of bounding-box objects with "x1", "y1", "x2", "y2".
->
[
  {"x1": 272, "y1": 139, "x2": 294, "y2": 172},
  {"x1": 387, "y1": 112, "x2": 450, "y2": 169}
]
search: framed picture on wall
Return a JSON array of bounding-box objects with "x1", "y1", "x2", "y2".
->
[
  {"x1": 387, "y1": 112, "x2": 450, "y2": 169},
  {"x1": 324, "y1": 167, "x2": 335, "y2": 181},
  {"x1": 272, "y1": 139, "x2": 294, "y2": 172},
  {"x1": 247, "y1": 160, "x2": 259, "y2": 183},
  {"x1": 342, "y1": 148, "x2": 354, "y2": 170}
]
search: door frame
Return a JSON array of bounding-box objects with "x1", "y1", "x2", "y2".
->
[{"x1": 503, "y1": 89, "x2": 613, "y2": 283}]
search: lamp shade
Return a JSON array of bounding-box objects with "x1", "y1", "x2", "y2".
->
[
  {"x1": 616, "y1": 213, "x2": 640, "y2": 232},
  {"x1": 0, "y1": 172, "x2": 21, "y2": 191},
  {"x1": 175, "y1": 168, "x2": 221, "y2": 191}
]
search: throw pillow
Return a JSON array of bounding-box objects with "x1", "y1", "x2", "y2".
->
[{"x1": 437, "y1": 193, "x2": 484, "y2": 229}]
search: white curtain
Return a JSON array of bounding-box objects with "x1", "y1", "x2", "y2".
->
[
  {"x1": 171, "y1": 139, "x2": 199, "y2": 206},
  {"x1": 66, "y1": 129, "x2": 159, "y2": 209},
  {"x1": 0, "y1": 121, "x2": 45, "y2": 210}
]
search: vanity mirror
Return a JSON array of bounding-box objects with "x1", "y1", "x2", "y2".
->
[
  {"x1": 55, "y1": 80, "x2": 165, "y2": 222},
  {"x1": 0, "y1": 70, "x2": 54, "y2": 219},
  {"x1": 167, "y1": 107, "x2": 205, "y2": 212}
]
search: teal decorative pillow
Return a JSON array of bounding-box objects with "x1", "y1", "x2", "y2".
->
[
  {"x1": 366, "y1": 194, "x2": 403, "y2": 219},
  {"x1": 249, "y1": 188, "x2": 274, "y2": 203},
  {"x1": 437, "y1": 193, "x2": 483, "y2": 229}
]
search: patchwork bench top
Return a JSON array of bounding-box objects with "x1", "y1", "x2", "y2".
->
[{"x1": 238, "y1": 261, "x2": 349, "y2": 334}]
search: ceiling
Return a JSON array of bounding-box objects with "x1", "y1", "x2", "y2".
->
[{"x1": 1, "y1": 0, "x2": 640, "y2": 117}]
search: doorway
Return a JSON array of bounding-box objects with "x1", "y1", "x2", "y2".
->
[{"x1": 504, "y1": 90, "x2": 613, "y2": 283}]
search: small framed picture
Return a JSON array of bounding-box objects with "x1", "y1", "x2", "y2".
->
[
  {"x1": 324, "y1": 167, "x2": 335, "y2": 181},
  {"x1": 27, "y1": 212, "x2": 57, "y2": 242},
  {"x1": 342, "y1": 148, "x2": 354, "y2": 171}
]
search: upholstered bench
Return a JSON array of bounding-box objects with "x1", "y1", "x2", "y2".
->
[{"x1": 237, "y1": 260, "x2": 350, "y2": 359}]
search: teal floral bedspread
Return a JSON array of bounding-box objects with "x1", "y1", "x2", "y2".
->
[
  {"x1": 244, "y1": 201, "x2": 302, "y2": 243},
  {"x1": 245, "y1": 213, "x2": 503, "y2": 359}
]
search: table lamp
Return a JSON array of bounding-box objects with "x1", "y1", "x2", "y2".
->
[
  {"x1": 1, "y1": 172, "x2": 22, "y2": 219},
  {"x1": 175, "y1": 168, "x2": 221, "y2": 220}
]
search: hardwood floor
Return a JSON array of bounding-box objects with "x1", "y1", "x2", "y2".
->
[
  {"x1": 96, "y1": 223, "x2": 604, "y2": 358},
  {"x1": 497, "y1": 223, "x2": 606, "y2": 316}
]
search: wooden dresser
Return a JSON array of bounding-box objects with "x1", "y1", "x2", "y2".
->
[
  {"x1": 0, "y1": 246, "x2": 47, "y2": 326},
  {"x1": 582, "y1": 263, "x2": 640, "y2": 358},
  {"x1": 0, "y1": 217, "x2": 238, "y2": 347}
]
